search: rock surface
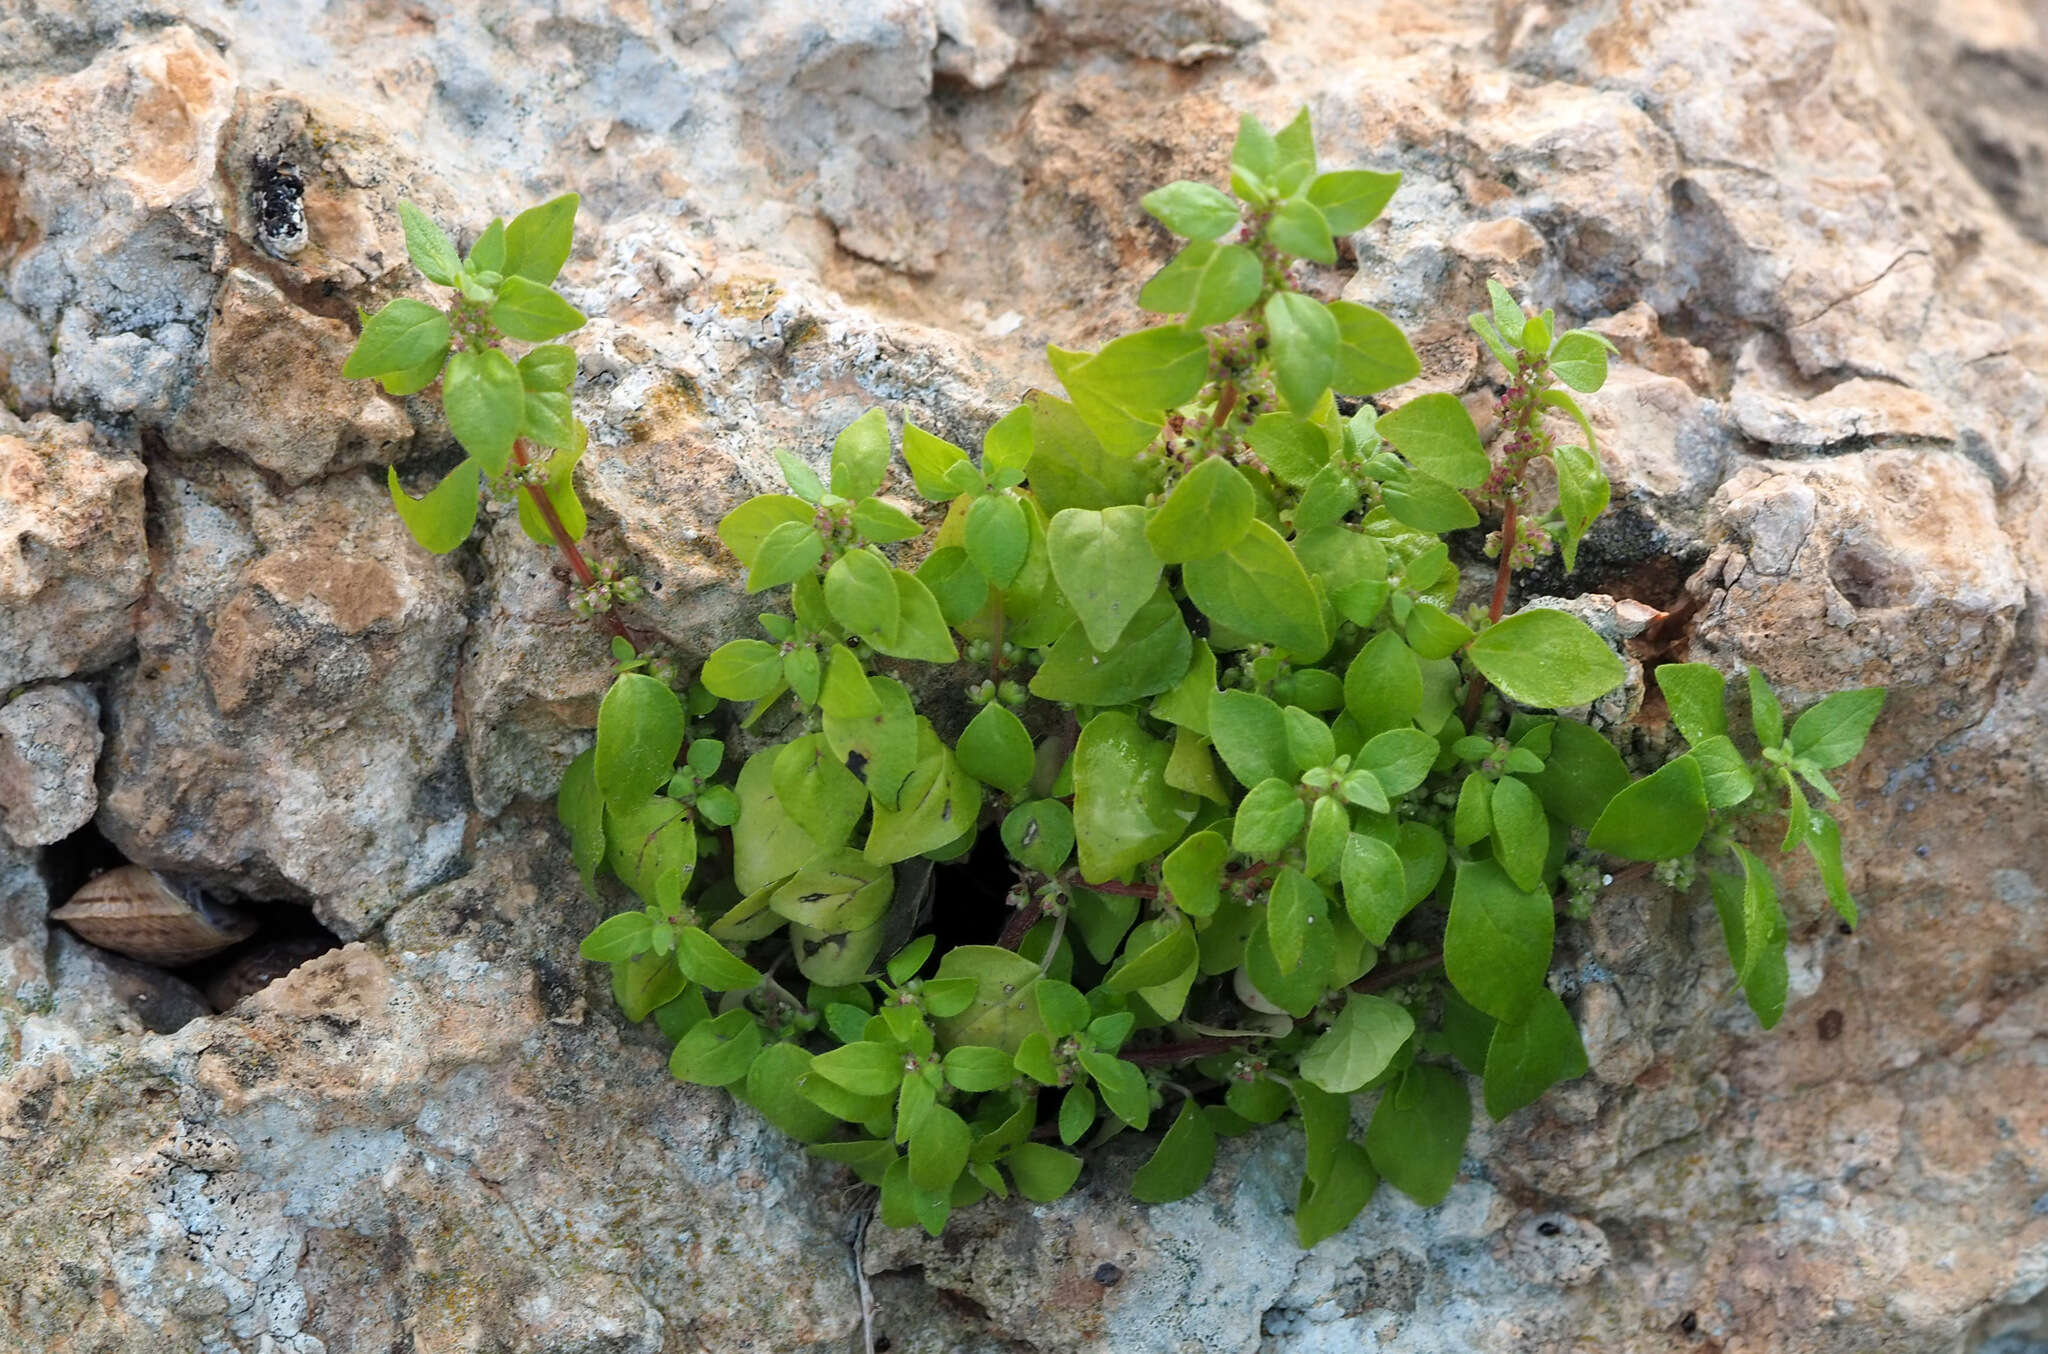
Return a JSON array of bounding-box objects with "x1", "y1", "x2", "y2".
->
[{"x1": 0, "y1": 0, "x2": 2044, "y2": 1351}]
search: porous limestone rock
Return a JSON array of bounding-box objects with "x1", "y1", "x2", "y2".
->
[
  {"x1": 0, "y1": 411, "x2": 148, "y2": 688},
  {"x1": 0, "y1": 681, "x2": 102, "y2": 847},
  {"x1": 0, "y1": 0, "x2": 2043, "y2": 1350}
]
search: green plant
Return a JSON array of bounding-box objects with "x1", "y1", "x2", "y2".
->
[{"x1": 344, "y1": 110, "x2": 1885, "y2": 1246}]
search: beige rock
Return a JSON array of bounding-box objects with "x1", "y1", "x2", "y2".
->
[
  {"x1": 0, "y1": 682, "x2": 101, "y2": 847},
  {"x1": 168, "y1": 268, "x2": 412, "y2": 485},
  {"x1": 0, "y1": 412, "x2": 148, "y2": 688}
]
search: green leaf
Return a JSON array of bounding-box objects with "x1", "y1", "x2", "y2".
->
[
  {"x1": 1551, "y1": 444, "x2": 1608, "y2": 572},
  {"x1": 1747, "y1": 668, "x2": 1784, "y2": 748},
  {"x1": 1271, "y1": 107, "x2": 1317, "y2": 191},
  {"x1": 1244, "y1": 412, "x2": 1329, "y2": 486},
  {"x1": 490, "y1": 275, "x2": 586, "y2": 341},
  {"x1": 1267, "y1": 197, "x2": 1335, "y2": 264},
  {"x1": 1078, "y1": 1049, "x2": 1151, "y2": 1130},
  {"x1": 1264, "y1": 291, "x2": 1338, "y2": 413},
  {"x1": 718, "y1": 495, "x2": 814, "y2": 569},
  {"x1": 1141, "y1": 180, "x2": 1241, "y2": 239},
  {"x1": 594, "y1": 674, "x2": 685, "y2": 809},
  {"x1": 1266, "y1": 867, "x2": 1325, "y2": 974},
  {"x1": 1183, "y1": 520, "x2": 1328, "y2": 659},
  {"x1": 1146, "y1": 456, "x2": 1254, "y2": 563},
  {"x1": 1377, "y1": 392, "x2": 1489, "y2": 489},
  {"x1": 902, "y1": 423, "x2": 978, "y2": 500},
  {"x1": 558, "y1": 749, "x2": 606, "y2": 892},
  {"x1": 1232, "y1": 778, "x2": 1307, "y2": 859},
  {"x1": 824, "y1": 548, "x2": 899, "y2": 635},
  {"x1": 1467, "y1": 609, "x2": 1625, "y2": 708},
  {"x1": 1305, "y1": 793, "x2": 1348, "y2": 878},
  {"x1": 1059, "y1": 327, "x2": 1211, "y2": 459},
  {"x1": 1307, "y1": 169, "x2": 1400, "y2": 233},
  {"x1": 1803, "y1": 810, "x2": 1858, "y2": 927},
  {"x1": 1486, "y1": 280, "x2": 1526, "y2": 347},
  {"x1": 1023, "y1": 392, "x2": 1157, "y2": 516},
  {"x1": 916, "y1": 547, "x2": 988, "y2": 626},
  {"x1": 847, "y1": 495, "x2": 921, "y2": 544},
  {"x1": 1072, "y1": 712, "x2": 1198, "y2": 883},
  {"x1": 956, "y1": 702, "x2": 1034, "y2": 795},
  {"x1": 1002, "y1": 799, "x2": 1075, "y2": 875},
  {"x1": 1162, "y1": 830, "x2": 1227, "y2": 917},
  {"x1": 965, "y1": 493, "x2": 1030, "y2": 588},
  {"x1": 743, "y1": 1043, "x2": 840, "y2": 1143},
  {"x1": 466, "y1": 218, "x2": 507, "y2": 273},
  {"x1": 1106, "y1": 916, "x2": 1198, "y2": 993},
  {"x1": 1404, "y1": 602, "x2": 1475, "y2": 661},
  {"x1": 774, "y1": 448, "x2": 825, "y2": 503},
  {"x1": 397, "y1": 201, "x2": 461, "y2": 285},
  {"x1": 1526, "y1": 720, "x2": 1629, "y2": 829},
  {"x1": 1365, "y1": 1063, "x2": 1470, "y2": 1207},
  {"x1": 668, "y1": 1009, "x2": 760, "y2": 1087},
  {"x1": 909, "y1": 1105, "x2": 972, "y2": 1195},
  {"x1": 1327, "y1": 301, "x2": 1421, "y2": 396},
  {"x1": 1444, "y1": 858, "x2": 1555, "y2": 1022},
  {"x1": 771, "y1": 735, "x2": 867, "y2": 853},
  {"x1": 812, "y1": 1041, "x2": 907, "y2": 1097},
  {"x1": 1341, "y1": 831, "x2": 1409, "y2": 944},
  {"x1": 731, "y1": 747, "x2": 816, "y2": 893},
  {"x1": 1356, "y1": 728, "x2": 1438, "y2": 799},
  {"x1": 1454, "y1": 771, "x2": 1493, "y2": 849},
  {"x1": 831, "y1": 408, "x2": 892, "y2": 499},
  {"x1": 865, "y1": 723, "x2": 979, "y2": 865},
  {"x1": 1549, "y1": 330, "x2": 1610, "y2": 393},
  {"x1": 386, "y1": 460, "x2": 480, "y2": 555},
  {"x1": 1788, "y1": 687, "x2": 1886, "y2": 769},
  {"x1": 1005, "y1": 1143, "x2": 1083, "y2": 1202},
  {"x1": 941, "y1": 1046, "x2": 1016, "y2": 1094},
  {"x1": 1031, "y1": 585, "x2": 1191, "y2": 706},
  {"x1": 1690, "y1": 734, "x2": 1755, "y2": 809},
  {"x1": 1655, "y1": 663, "x2": 1728, "y2": 745},
  {"x1": 1047, "y1": 506, "x2": 1162, "y2": 650},
  {"x1": 1382, "y1": 468, "x2": 1478, "y2": 533},
  {"x1": 440, "y1": 347, "x2": 525, "y2": 473},
  {"x1": 1131, "y1": 1097, "x2": 1218, "y2": 1204},
  {"x1": 702, "y1": 639, "x2": 784, "y2": 701},
  {"x1": 1587, "y1": 757, "x2": 1708, "y2": 861},
  {"x1": 1344, "y1": 631, "x2": 1423, "y2": 734},
  {"x1": 343, "y1": 298, "x2": 451, "y2": 379},
  {"x1": 1057, "y1": 1082, "x2": 1097, "y2": 1143},
  {"x1": 1481, "y1": 988, "x2": 1587, "y2": 1119},
  {"x1": 579, "y1": 911, "x2": 653, "y2": 962},
  {"x1": 1206, "y1": 690, "x2": 1291, "y2": 788},
  {"x1": 1487, "y1": 775, "x2": 1549, "y2": 891},
  {"x1": 1717, "y1": 849, "x2": 1789, "y2": 1028},
  {"x1": 1138, "y1": 240, "x2": 1264, "y2": 327},
  {"x1": 1300, "y1": 994, "x2": 1416, "y2": 1094},
  {"x1": 864, "y1": 571, "x2": 957, "y2": 663},
  {"x1": 674, "y1": 925, "x2": 762, "y2": 991},
  {"x1": 502, "y1": 192, "x2": 578, "y2": 284},
  {"x1": 1296, "y1": 1141, "x2": 1378, "y2": 1248}
]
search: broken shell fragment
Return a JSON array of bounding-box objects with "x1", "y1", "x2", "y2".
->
[{"x1": 50, "y1": 865, "x2": 258, "y2": 966}]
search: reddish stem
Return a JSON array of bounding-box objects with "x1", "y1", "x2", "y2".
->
[
  {"x1": 1089, "y1": 881, "x2": 1157, "y2": 898},
  {"x1": 1209, "y1": 382, "x2": 1239, "y2": 430},
  {"x1": 997, "y1": 899, "x2": 1045, "y2": 951},
  {"x1": 1352, "y1": 949, "x2": 1445, "y2": 995},
  {"x1": 511, "y1": 439, "x2": 629, "y2": 642},
  {"x1": 1462, "y1": 497, "x2": 1518, "y2": 726},
  {"x1": 1123, "y1": 1037, "x2": 1244, "y2": 1067}
]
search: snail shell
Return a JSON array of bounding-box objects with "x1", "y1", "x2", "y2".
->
[{"x1": 50, "y1": 865, "x2": 257, "y2": 966}]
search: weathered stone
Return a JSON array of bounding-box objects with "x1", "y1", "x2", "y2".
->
[
  {"x1": 0, "y1": 411, "x2": 148, "y2": 688},
  {"x1": 168, "y1": 268, "x2": 413, "y2": 485},
  {"x1": 0, "y1": 681, "x2": 102, "y2": 847}
]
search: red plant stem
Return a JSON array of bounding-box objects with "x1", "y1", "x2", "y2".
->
[
  {"x1": 1089, "y1": 881, "x2": 1157, "y2": 898},
  {"x1": 1209, "y1": 382, "x2": 1239, "y2": 430},
  {"x1": 511, "y1": 439, "x2": 629, "y2": 642},
  {"x1": 1352, "y1": 949, "x2": 1445, "y2": 995},
  {"x1": 1123, "y1": 1037, "x2": 1244, "y2": 1066},
  {"x1": 1462, "y1": 496, "x2": 1518, "y2": 726},
  {"x1": 997, "y1": 899, "x2": 1045, "y2": 950}
]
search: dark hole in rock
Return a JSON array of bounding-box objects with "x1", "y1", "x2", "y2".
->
[
  {"x1": 1093, "y1": 1261, "x2": 1123, "y2": 1286},
  {"x1": 42, "y1": 822, "x2": 340, "y2": 1021},
  {"x1": 1537, "y1": 1220, "x2": 1562, "y2": 1237},
  {"x1": 1681, "y1": 1311, "x2": 1699, "y2": 1335},
  {"x1": 1828, "y1": 544, "x2": 1913, "y2": 610},
  {"x1": 925, "y1": 826, "x2": 1021, "y2": 956},
  {"x1": 252, "y1": 153, "x2": 307, "y2": 259}
]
